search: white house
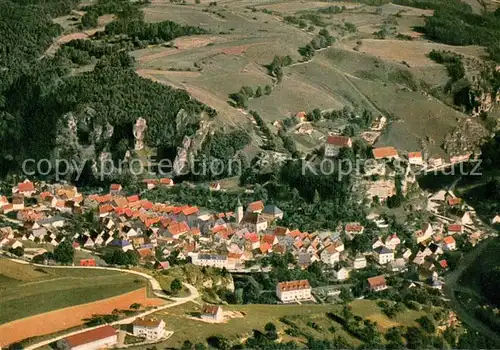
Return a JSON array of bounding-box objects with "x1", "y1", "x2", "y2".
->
[
  {"x1": 368, "y1": 275, "x2": 387, "y2": 292},
  {"x1": 56, "y1": 325, "x2": 117, "y2": 350},
  {"x1": 408, "y1": 152, "x2": 423, "y2": 165},
  {"x1": 384, "y1": 234, "x2": 400, "y2": 250},
  {"x1": 373, "y1": 246, "x2": 394, "y2": 265},
  {"x1": 200, "y1": 305, "x2": 224, "y2": 322},
  {"x1": 415, "y1": 223, "x2": 433, "y2": 243},
  {"x1": 333, "y1": 266, "x2": 350, "y2": 281},
  {"x1": 276, "y1": 280, "x2": 312, "y2": 302},
  {"x1": 132, "y1": 317, "x2": 166, "y2": 341},
  {"x1": 324, "y1": 135, "x2": 352, "y2": 157},
  {"x1": 353, "y1": 254, "x2": 367, "y2": 269},
  {"x1": 442, "y1": 236, "x2": 456, "y2": 251},
  {"x1": 320, "y1": 245, "x2": 340, "y2": 265},
  {"x1": 190, "y1": 253, "x2": 233, "y2": 269}
]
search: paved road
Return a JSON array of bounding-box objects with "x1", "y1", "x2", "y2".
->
[
  {"x1": 4, "y1": 258, "x2": 199, "y2": 349},
  {"x1": 443, "y1": 238, "x2": 500, "y2": 344}
]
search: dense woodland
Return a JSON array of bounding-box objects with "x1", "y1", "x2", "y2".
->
[{"x1": 0, "y1": 0, "x2": 212, "y2": 179}]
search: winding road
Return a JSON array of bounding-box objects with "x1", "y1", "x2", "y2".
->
[
  {"x1": 3, "y1": 258, "x2": 199, "y2": 350},
  {"x1": 443, "y1": 238, "x2": 500, "y2": 344}
]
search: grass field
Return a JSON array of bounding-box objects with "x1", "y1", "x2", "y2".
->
[
  {"x1": 0, "y1": 259, "x2": 147, "y2": 324},
  {"x1": 132, "y1": 298, "x2": 427, "y2": 348},
  {"x1": 129, "y1": 0, "x2": 490, "y2": 160}
]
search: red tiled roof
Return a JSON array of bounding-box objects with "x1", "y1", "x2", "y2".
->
[
  {"x1": 99, "y1": 204, "x2": 114, "y2": 214},
  {"x1": 372, "y1": 146, "x2": 398, "y2": 159},
  {"x1": 245, "y1": 232, "x2": 259, "y2": 243},
  {"x1": 248, "y1": 200, "x2": 264, "y2": 212},
  {"x1": 260, "y1": 242, "x2": 271, "y2": 254},
  {"x1": 367, "y1": 275, "x2": 386, "y2": 288},
  {"x1": 326, "y1": 135, "x2": 351, "y2": 147},
  {"x1": 262, "y1": 234, "x2": 275, "y2": 245},
  {"x1": 408, "y1": 152, "x2": 422, "y2": 159},
  {"x1": 65, "y1": 326, "x2": 116, "y2": 347},
  {"x1": 18, "y1": 181, "x2": 35, "y2": 192},
  {"x1": 159, "y1": 178, "x2": 173, "y2": 185},
  {"x1": 443, "y1": 236, "x2": 456, "y2": 245},
  {"x1": 168, "y1": 221, "x2": 190, "y2": 236},
  {"x1": 202, "y1": 305, "x2": 221, "y2": 315},
  {"x1": 447, "y1": 198, "x2": 462, "y2": 206},
  {"x1": 182, "y1": 206, "x2": 199, "y2": 216},
  {"x1": 345, "y1": 223, "x2": 364, "y2": 233},
  {"x1": 277, "y1": 280, "x2": 311, "y2": 292},
  {"x1": 127, "y1": 195, "x2": 140, "y2": 203},
  {"x1": 448, "y1": 224, "x2": 462, "y2": 232},
  {"x1": 439, "y1": 259, "x2": 448, "y2": 269},
  {"x1": 274, "y1": 226, "x2": 289, "y2": 236},
  {"x1": 110, "y1": 184, "x2": 121, "y2": 191}
]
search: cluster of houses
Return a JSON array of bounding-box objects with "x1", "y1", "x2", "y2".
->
[
  {"x1": 0, "y1": 177, "x2": 490, "y2": 306},
  {"x1": 56, "y1": 316, "x2": 167, "y2": 350}
]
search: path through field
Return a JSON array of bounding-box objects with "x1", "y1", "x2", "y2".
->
[{"x1": 0, "y1": 259, "x2": 199, "y2": 349}]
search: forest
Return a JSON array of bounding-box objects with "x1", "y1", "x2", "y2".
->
[
  {"x1": 393, "y1": 0, "x2": 500, "y2": 62},
  {"x1": 0, "y1": 0, "x2": 213, "y2": 180}
]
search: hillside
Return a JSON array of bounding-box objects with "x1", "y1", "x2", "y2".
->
[{"x1": 0, "y1": 259, "x2": 147, "y2": 324}]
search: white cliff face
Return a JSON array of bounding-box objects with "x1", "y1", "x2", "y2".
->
[{"x1": 133, "y1": 117, "x2": 147, "y2": 150}]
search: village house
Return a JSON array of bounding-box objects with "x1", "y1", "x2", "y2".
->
[
  {"x1": 447, "y1": 224, "x2": 463, "y2": 235},
  {"x1": 241, "y1": 212, "x2": 268, "y2": 233},
  {"x1": 372, "y1": 146, "x2": 399, "y2": 160},
  {"x1": 12, "y1": 194, "x2": 25, "y2": 211},
  {"x1": 56, "y1": 325, "x2": 117, "y2": 350},
  {"x1": 13, "y1": 180, "x2": 36, "y2": 197},
  {"x1": 109, "y1": 184, "x2": 122, "y2": 194},
  {"x1": 387, "y1": 258, "x2": 407, "y2": 272},
  {"x1": 324, "y1": 135, "x2": 352, "y2": 157},
  {"x1": 442, "y1": 236, "x2": 456, "y2": 251},
  {"x1": 384, "y1": 234, "x2": 400, "y2": 250},
  {"x1": 353, "y1": 254, "x2": 367, "y2": 269},
  {"x1": 408, "y1": 152, "x2": 423, "y2": 165},
  {"x1": 262, "y1": 205, "x2": 284, "y2": 221},
  {"x1": 276, "y1": 280, "x2": 312, "y2": 302},
  {"x1": 320, "y1": 245, "x2": 340, "y2": 265},
  {"x1": 373, "y1": 246, "x2": 394, "y2": 265},
  {"x1": 247, "y1": 200, "x2": 265, "y2": 213},
  {"x1": 190, "y1": 253, "x2": 232, "y2": 269},
  {"x1": 415, "y1": 223, "x2": 433, "y2": 243},
  {"x1": 333, "y1": 266, "x2": 350, "y2": 281},
  {"x1": 132, "y1": 317, "x2": 166, "y2": 341},
  {"x1": 367, "y1": 275, "x2": 387, "y2": 292},
  {"x1": 345, "y1": 223, "x2": 364, "y2": 236},
  {"x1": 200, "y1": 304, "x2": 224, "y2": 322}
]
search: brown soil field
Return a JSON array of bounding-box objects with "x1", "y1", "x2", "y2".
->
[
  {"x1": 253, "y1": 1, "x2": 361, "y2": 13},
  {"x1": 136, "y1": 69, "x2": 202, "y2": 78},
  {"x1": 0, "y1": 288, "x2": 164, "y2": 347},
  {"x1": 353, "y1": 39, "x2": 486, "y2": 67}
]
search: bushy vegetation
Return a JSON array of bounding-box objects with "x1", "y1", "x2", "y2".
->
[
  {"x1": 299, "y1": 29, "x2": 334, "y2": 60},
  {"x1": 428, "y1": 50, "x2": 465, "y2": 83}
]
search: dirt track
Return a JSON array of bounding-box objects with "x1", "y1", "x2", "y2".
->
[{"x1": 0, "y1": 288, "x2": 164, "y2": 346}]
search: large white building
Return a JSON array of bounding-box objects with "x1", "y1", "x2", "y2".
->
[
  {"x1": 276, "y1": 280, "x2": 312, "y2": 302},
  {"x1": 132, "y1": 317, "x2": 166, "y2": 341},
  {"x1": 57, "y1": 325, "x2": 117, "y2": 350},
  {"x1": 190, "y1": 253, "x2": 235, "y2": 269}
]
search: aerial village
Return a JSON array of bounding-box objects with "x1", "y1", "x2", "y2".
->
[
  {"x1": 0, "y1": 140, "x2": 494, "y2": 301},
  {"x1": 0, "y1": 137, "x2": 496, "y2": 347}
]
